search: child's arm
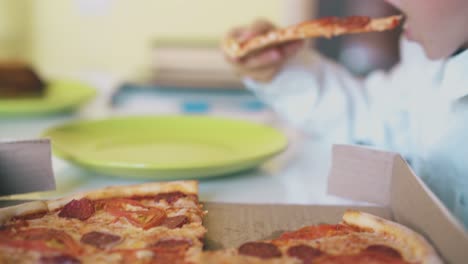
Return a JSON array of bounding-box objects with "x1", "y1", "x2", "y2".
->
[
  {"x1": 223, "y1": 20, "x2": 414, "y2": 146},
  {"x1": 224, "y1": 19, "x2": 304, "y2": 83},
  {"x1": 244, "y1": 47, "x2": 376, "y2": 143},
  {"x1": 244, "y1": 39, "x2": 422, "y2": 157},
  {"x1": 223, "y1": 20, "x2": 375, "y2": 142}
]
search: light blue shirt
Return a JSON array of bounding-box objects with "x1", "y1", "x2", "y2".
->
[{"x1": 244, "y1": 39, "x2": 468, "y2": 229}]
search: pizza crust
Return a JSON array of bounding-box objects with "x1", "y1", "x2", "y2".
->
[
  {"x1": 0, "y1": 181, "x2": 198, "y2": 224},
  {"x1": 343, "y1": 210, "x2": 442, "y2": 264},
  {"x1": 0, "y1": 201, "x2": 47, "y2": 225}
]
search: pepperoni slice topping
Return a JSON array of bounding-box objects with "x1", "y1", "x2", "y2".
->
[
  {"x1": 151, "y1": 251, "x2": 186, "y2": 264},
  {"x1": 238, "y1": 242, "x2": 282, "y2": 259},
  {"x1": 162, "y1": 215, "x2": 189, "y2": 229},
  {"x1": 313, "y1": 17, "x2": 340, "y2": 27},
  {"x1": 101, "y1": 198, "x2": 167, "y2": 229},
  {"x1": 364, "y1": 245, "x2": 403, "y2": 259},
  {"x1": 39, "y1": 254, "x2": 81, "y2": 264},
  {"x1": 147, "y1": 239, "x2": 192, "y2": 264},
  {"x1": 153, "y1": 239, "x2": 191, "y2": 251},
  {"x1": 58, "y1": 198, "x2": 95, "y2": 221},
  {"x1": 339, "y1": 16, "x2": 371, "y2": 30},
  {"x1": 287, "y1": 245, "x2": 323, "y2": 264},
  {"x1": 80, "y1": 231, "x2": 121, "y2": 249},
  {"x1": 154, "y1": 192, "x2": 187, "y2": 204},
  {"x1": 308, "y1": 244, "x2": 407, "y2": 264}
]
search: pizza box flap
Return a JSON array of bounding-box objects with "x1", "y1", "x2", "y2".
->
[
  {"x1": 0, "y1": 139, "x2": 55, "y2": 197},
  {"x1": 327, "y1": 144, "x2": 394, "y2": 206},
  {"x1": 202, "y1": 203, "x2": 390, "y2": 250},
  {"x1": 327, "y1": 144, "x2": 468, "y2": 263},
  {"x1": 391, "y1": 156, "x2": 468, "y2": 263}
]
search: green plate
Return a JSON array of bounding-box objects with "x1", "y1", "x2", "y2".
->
[
  {"x1": 0, "y1": 80, "x2": 96, "y2": 116},
  {"x1": 43, "y1": 115, "x2": 288, "y2": 179}
]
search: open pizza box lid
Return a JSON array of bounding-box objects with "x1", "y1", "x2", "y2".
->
[
  {"x1": 0, "y1": 139, "x2": 55, "y2": 205},
  {"x1": 203, "y1": 144, "x2": 468, "y2": 263}
]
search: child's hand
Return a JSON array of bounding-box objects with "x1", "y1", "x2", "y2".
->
[{"x1": 224, "y1": 19, "x2": 304, "y2": 83}]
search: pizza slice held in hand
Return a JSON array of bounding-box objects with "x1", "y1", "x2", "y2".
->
[{"x1": 223, "y1": 15, "x2": 402, "y2": 59}]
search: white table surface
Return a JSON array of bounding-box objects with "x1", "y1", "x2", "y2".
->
[{"x1": 0, "y1": 76, "x2": 358, "y2": 206}]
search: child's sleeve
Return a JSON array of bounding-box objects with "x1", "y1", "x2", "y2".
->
[{"x1": 243, "y1": 48, "x2": 389, "y2": 145}]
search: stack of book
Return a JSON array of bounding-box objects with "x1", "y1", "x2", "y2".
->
[{"x1": 151, "y1": 39, "x2": 243, "y2": 89}]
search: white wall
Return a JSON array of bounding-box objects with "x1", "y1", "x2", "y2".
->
[{"x1": 28, "y1": 0, "x2": 282, "y2": 80}]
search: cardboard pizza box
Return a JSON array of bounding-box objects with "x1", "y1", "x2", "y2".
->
[
  {"x1": 0, "y1": 139, "x2": 55, "y2": 198},
  {"x1": 203, "y1": 145, "x2": 468, "y2": 263},
  {"x1": 0, "y1": 141, "x2": 466, "y2": 262}
]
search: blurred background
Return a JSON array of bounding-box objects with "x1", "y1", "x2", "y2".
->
[
  {"x1": 316, "y1": 0, "x2": 400, "y2": 76},
  {"x1": 0, "y1": 0, "x2": 400, "y2": 82},
  {"x1": 0, "y1": 0, "x2": 402, "y2": 193},
  {"x1": 0, "y1": 0, "x2": 401, "y2": 118}
]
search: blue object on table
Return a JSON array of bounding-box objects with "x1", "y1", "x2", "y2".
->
[
  {"x1": 242, "y1": 100, "x2": 266, "y2": 112},
  {"x1": 182, "y1": 101, "x2": 211, "y2": 113},
  {"x1": 111, "y1": 83, "x2": 271, "y2": 114}
]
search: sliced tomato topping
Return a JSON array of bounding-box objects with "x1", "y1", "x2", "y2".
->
[
  {"x1": 101, "y1": 198, "x2": 166, "y2": 230},
  {"x1": 151, "y1": 239, "x2": 192, "y2": 253},
  {"x1": 0, "y1": 228, "x2": 82, "y2": 255},
  {"x1": 277, "y1": 224, "x2": 359, "y2": 241}
]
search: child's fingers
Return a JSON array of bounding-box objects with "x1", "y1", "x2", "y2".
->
[
  {"x1": 242, "y1": 49, "x2": 282, "y2": 69},
  {"x1": 227, "y1": 26, "x2": 257, "y2": 43},
  {"x1": 281, "y1": 40, "x2": 304, "y2": 57},
  {"x1": 237, "y1": 30, "x2": 258, "y2": 42},
  {"x1": 227, "y1": 27, "x2": 245, "y2": 39},
  {"x1": 250, "y1": 19, "x2": 276, "y2": 34},
  {"x1": 223, "y1": 19, "x2": 282, "y2": 82},
  {"x1": 237, "y1": 20, "x2": 276, "y2": 42},
  {"x1": 238, "y1": 62, "x2": 282, "y2": 83},
  {"x1": 224, "y1": 53, "x2": 240, "y2": 65}
]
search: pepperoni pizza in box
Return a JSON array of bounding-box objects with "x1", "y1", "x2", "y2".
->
[
  {"x1": 0, "y1": 180, "x2": 443, "y2": 263},
  {"x1": 1, "y1": 145, "x2": 466, "y2": 263},
  {"x1": 0, "y1": 181, "x2": 205, "y2": 263},
  {"x1": 197, "y1": 209, "x2": 441, "y2": 264}
]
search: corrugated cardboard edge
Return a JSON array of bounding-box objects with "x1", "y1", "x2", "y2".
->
[
  {"x1": 327, "y1": 144, "x2": 394, "y2": 206},
  {"x1": 328, "y1": 144, "x2": 468, "y2": 262},
  {"x1": 391, "y1": 156, "x2": 468, "y2": 263},
  {"x1": 0, "y1": 139, "x2": 55, "y2": 196}
]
